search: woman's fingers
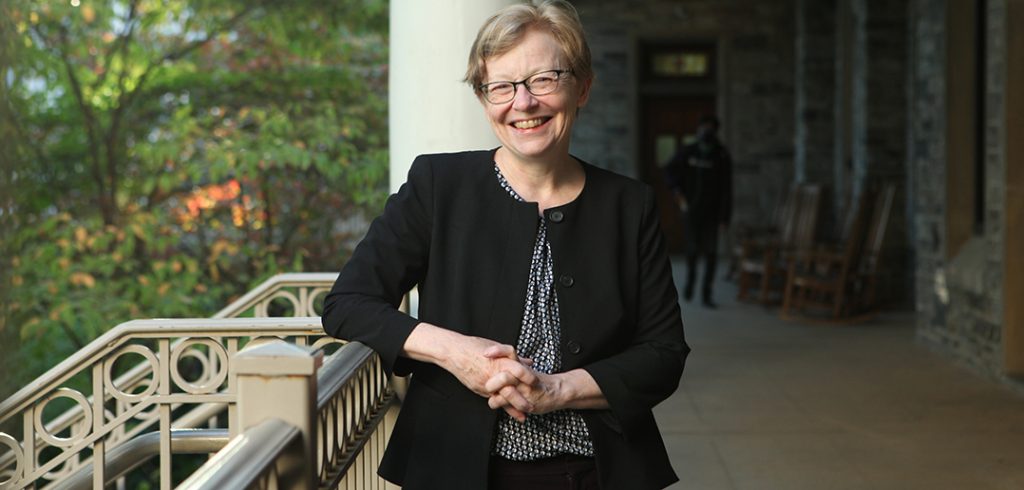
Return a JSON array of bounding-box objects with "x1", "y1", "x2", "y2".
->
[
  {"x1": 502, "y1": 404, "x2": 527, "y2": 422},
  {"x1": 484, "y1": 380, "x2": 534, "y2": 414},
  {"x1": 497, "y1": 385, "x2": 533, "y2": 413},
  {"x1": 501, "y1": 360, "x2": 537, "y2": 386},
  {"x1": 482, "y1": 344, "x2": 517, "y2": 359},
  {"x1": 481, "y1": 345, "x2": 533, "y2": 368},
  {"x1": 484, "y1": 371, "x2": 518, "y2": 393},
  {"x1": 485, "y1": 370, "x2": 534, "y2": 402},
  {"x1": 488, "y1": 394, "x2": 526, "y2": 421}
]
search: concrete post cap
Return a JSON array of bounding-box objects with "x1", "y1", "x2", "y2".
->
[{"x1": 235, "y1": 341, "x2": 323, "y2": 376}]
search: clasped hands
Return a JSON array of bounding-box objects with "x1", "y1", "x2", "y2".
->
[
  {"x1": 404, "y1": 324, "x2": 587, "y2": 423},
  {"x1": 443, "y1": 337, "x2": 563, "y2": 423}
]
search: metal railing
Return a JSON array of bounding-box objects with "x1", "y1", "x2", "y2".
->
[
  {"x1": 0, "y1": 273, "x2": 342, "y2": 489},
  {"x1": 177, "y1": 419, "x2": 303, "y2": 490},
  {"x1": 179, "y1": 341, "x2": 396, "y2": 490},
  {"x1": 0, "y1": 317, "x2": 333, "y2": 490},
  {"x1": 314, "y1": 342, "x2": 394, "y2": 489},
  {"x1": 54, "y1": 429, "x2": 230, "y2": 490}
]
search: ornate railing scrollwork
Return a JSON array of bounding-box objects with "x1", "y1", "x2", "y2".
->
[
  {"x1": 0, "y1": 273, "x2": 341, "y2": 490},
  {"x1": 0, "y1": 318, "x2": 335, "y2": 489},
  {"x1": 180, "y1": 342, "x2": 396, "y2": 490},
  {"x1": 315, "y1": 344, "x2": 394, "y2": 488}
]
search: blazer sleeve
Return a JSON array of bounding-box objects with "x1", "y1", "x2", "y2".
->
[
  {"x1": 321, "y1": 155, "x2": 434, "y2": 376},
  {"x1": 583, "y1": 187, "x2": 690, "y2": 435}
]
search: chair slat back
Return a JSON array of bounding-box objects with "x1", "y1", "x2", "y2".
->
[
  {"x1": 859, "y1": 183, "x2": 896, "y2": 275},
  {"x1": 840, "y1": 188, "x2": 873, "y2": 271},
  {"x1": 793, "y1": 184, "x2": 822, "y2": 250},
  {"x1": 777, "y1": 183, "x2": 802, "y2": 245}
]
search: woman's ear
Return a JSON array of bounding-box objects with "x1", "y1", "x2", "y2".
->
[{"x1": 576, "y1": 76, "x2": 593, "y2": 108}]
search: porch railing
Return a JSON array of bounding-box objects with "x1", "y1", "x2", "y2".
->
[
  {"x1": 0, "y1": 273, "x2": 385, "y2": 489},
  {"x1": 178, "y1": 341, "x2": 397, "y2": 490}
]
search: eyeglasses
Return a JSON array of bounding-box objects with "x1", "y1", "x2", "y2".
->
[{"x1": 478, "y1": 69, "x2": 572, "y2": 104}]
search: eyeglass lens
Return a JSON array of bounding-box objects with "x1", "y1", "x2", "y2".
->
[{"x1": 484, "y1": 71, "x2": 563, "y2": 103}]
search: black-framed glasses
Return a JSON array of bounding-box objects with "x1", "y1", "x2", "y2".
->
[{"x1": 478, "y1": 69, "x2": 572, "y2": 104}]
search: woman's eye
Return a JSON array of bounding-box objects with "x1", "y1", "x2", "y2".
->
[{"x1": 489, "y1": 83, "x2": 514, "y2": 93}]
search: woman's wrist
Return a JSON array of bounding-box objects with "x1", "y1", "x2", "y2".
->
[
  {"x1": 555, "y1": 369, "x2": 609, "y2": 410},
  {"x1": 402, "y1": 322, "x2": 457, "y2": 366}
]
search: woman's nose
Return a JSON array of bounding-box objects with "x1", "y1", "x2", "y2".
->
[{"x1": 511, "y1": 84, "x2": 538, "y2": 110}]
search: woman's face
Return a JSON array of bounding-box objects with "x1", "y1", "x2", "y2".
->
[{"x1": 481, "y1": 28, "x2": 591, "y2": 165}]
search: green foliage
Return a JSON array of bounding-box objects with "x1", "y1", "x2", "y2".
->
[{"x1": 0, "y1": 0, "x2": 390, "y2": 399}]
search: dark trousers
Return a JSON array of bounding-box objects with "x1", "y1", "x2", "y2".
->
[
  {"x1": 683, "y1": 213, "x2": 719, "y2": 301},
  {"x1": 488, "y1": 455, "x2": 600, "y2": 490}
]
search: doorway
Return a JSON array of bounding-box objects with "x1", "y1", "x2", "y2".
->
[{"x1": 637, "y1": 41, "x2": 718, "y2": 253}]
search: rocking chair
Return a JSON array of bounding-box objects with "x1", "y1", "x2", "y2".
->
[
  {"x1": 737, "y1": 183, "x2": 821, "y2": 304},
  {"x1": 781, "y1": 183, "x2": 896, "y2": 321}
]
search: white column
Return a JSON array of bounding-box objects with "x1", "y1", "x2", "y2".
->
[{"x1": 388, "y1": 0, "x2": 517, "y2": 192}]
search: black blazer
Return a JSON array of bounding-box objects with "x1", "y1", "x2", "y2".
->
[{"x1": 323, "y1": 150, "x2": 689, "y2": 489}]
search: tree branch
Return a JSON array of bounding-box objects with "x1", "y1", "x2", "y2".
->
[
  {"x1": 46, "y1": 24, "x2": 113, "y2": 223},
  {"x1": 107, "y1": 5, "x2": 261, "y2": 220},
  {"x1": 277, "y1": 167, "x2": 318, "y2": 253},
  {"x1": 0, "y1": 82, "x2": 52, "y2": 174},
  {"x1": 57, "y1": 319, "x2": 86, "y2": 350},
  {"x1": 120, "y1": 5, "x2": 258, "y2": 114},
  {"x1": 91, "y1": 0, "x2": 139, "y2": 91}
]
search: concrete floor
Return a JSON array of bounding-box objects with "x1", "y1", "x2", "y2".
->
[{"x1": 656, "y1": 261, "x2": 1024, "y2": 490}]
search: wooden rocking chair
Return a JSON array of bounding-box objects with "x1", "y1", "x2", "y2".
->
[
  {"x1": 737, "y1": 183, "x2": 821, "y2": 304},
  {"x1": 728, "y1": 183, "x2": 801, "y2": 280},
  {"x1": 780, "y1": 183, "x2": 896, "y2": 321}
]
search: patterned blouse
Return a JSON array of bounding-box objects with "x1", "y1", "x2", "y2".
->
[{"x1": 491, "y1": 164, "x2": 595, "y2": 461}]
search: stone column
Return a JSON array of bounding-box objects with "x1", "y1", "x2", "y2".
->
[
  {"x1": 795, "y1": 0, "x2": 836, "y2": 185},
  {"x1": 795, "y1": 0, "x2": 838, "y2": 234},
  {"x1": 388, "y1": 0, "x2": 516, "y2": 192},
  {"x1": 847, "y1": 0, "x2": 910, "y2": 299},
  {"x1": 847, "y1": 0, "x2": 908, "y2": 194}
]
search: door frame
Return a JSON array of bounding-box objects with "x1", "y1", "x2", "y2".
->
[{"x1": 635, "y1": 38, "x2": 726, "y2": 253}]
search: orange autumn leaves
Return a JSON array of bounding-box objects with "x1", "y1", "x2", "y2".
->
[{"x1": 178, "y1": 179, "x2": 267, "y2": 231}]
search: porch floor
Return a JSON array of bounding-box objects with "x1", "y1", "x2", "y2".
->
[{"x1": 657, "y1": 259, "x2": 1024, "y2": 490}]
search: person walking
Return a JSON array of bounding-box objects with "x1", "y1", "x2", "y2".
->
[{"x1": 664, "y1": 114, "x2": 733, "y2": 308}]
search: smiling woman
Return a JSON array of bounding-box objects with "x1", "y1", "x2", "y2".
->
[{"x1": 322, "y1": 1, "x2": 690, "y2": 489}]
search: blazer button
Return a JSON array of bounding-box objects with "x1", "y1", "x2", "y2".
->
[
  {"x1": 548, "y1": 210, "x2": 564, "y2": 223},
  {"x1": 567, "y1": 340, "x2": 582, "y2": 354},
  {"x1": 559, "y1": 274, "x2": 574, "y2": 288}
]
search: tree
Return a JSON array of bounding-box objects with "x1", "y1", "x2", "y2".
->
[{"x1": 0, "y1": 0, "x2": 390, "y2": 398}]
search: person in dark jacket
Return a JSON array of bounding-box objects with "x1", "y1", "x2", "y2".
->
[
  {"x1": 664, "y1": 115, "x2": 733, "y2": 308},
  {"x1": 322, "y1": 2, "x2": 689, "y2": 488}
]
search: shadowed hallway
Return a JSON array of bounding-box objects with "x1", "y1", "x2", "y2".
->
[{"x1": 656, "y1": 259, "x2": 1024, "y2": 490}]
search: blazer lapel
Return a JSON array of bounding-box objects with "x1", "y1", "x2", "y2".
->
[{"x1": 486, "y1": 193, "x2": 538, "y2": 346}]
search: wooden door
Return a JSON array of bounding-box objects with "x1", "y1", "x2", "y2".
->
[{"x1": 639, "y1": 95, "x2": 716, "y2": 253}]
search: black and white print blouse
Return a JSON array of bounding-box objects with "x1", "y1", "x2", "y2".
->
[{"x1": 491, "y1": 164, "x2": 595, "y2": 461}]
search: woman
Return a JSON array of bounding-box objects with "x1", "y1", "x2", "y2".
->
[{"x1": 322, "y1": 1, "x2": 689, "y2": 488}]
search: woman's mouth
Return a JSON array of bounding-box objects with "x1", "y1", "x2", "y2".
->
[{"x1": 510, "y1": 117, "x2": 551, "y2": 130}]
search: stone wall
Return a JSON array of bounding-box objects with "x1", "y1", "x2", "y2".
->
[
  {"x1": 571, "y1": 0, "x2": 796, "y2": 227},
  {"x1": 911, "y1": 0, "x2": 1013, "y2": 384},
  {"x1": 906, "y1": 0, "x2": 946, "y2": 333},
  {"x1": 795, "y1": 0, "x2": 838, "y2": 231}
]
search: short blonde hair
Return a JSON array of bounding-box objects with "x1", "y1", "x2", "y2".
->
[{"x1": 464, "y1": 0, "x2": 593, "y2": 95}]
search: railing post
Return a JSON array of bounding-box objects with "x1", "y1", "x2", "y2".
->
[{"x1": 234, "y1": 342, "x2": 322, "y2": 490}]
